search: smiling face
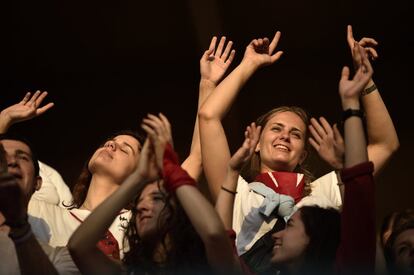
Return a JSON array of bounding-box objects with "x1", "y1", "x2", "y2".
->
[
  {"x1": 0, "y1": 139, "x2": 41, "y2": 202},
  {"x1": 135, "y1": 182, "x2": 169, "y2": 241},
  {"x1": 88, "y1": 134, "x2": 141, "y2": 184},
  {"x1": 257, "y1": 111, "x2": 308, "y2": 173},
  {"x1": 271, "y1": 211, "x2": 310, "y2": 267}
]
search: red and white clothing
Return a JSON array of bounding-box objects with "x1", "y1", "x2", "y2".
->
[
  {"x1": 28, "y1": 199, "x2": 131, "y2": 258},
  {"x1": 233, "y1": 170, "x2": 342, "y2": 255}
]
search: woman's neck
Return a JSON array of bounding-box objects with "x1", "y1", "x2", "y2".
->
[{"x1": 81, "y1": 174, "x2": 120, "y2": 211}]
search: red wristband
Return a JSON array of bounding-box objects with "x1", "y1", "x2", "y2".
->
[{"x1": 163, "y1": 143, "x2": 196, "y2": 193}]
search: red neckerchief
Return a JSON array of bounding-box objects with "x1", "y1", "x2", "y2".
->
[
  {"x1": 254, "y1": 171, "x2": 305, "y2": 203},
  {"x1": 70, "y1": 211, "x2": 121, "y2": 260}
]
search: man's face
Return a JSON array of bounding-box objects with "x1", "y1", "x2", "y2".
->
[{"x1": 0, "y1": 139, "x2": 41, "y2": 201}]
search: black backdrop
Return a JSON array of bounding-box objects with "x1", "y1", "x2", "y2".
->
[{"x1": 3, "y1": 0, "x2": 413, "y2": 228}]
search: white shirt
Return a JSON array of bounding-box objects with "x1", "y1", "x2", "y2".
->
[
  {"x1": 233, "y1": 171, "x2": 342, "y2": 255},
  {"x1": 28, "y1": 198, "x2": 131, "y2": 258}
]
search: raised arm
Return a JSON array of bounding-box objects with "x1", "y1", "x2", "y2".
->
[
  {"x1": 0, "y1": 91, "x2": 54, "y2": 133},
  {"x1": 347, "y1": 25, "x2": 399, "y2": 175},
  {"x1": 68, "y1": 136, "x2": 160, "y2": 275},
  {"x1": 144, "y1": 114, "x2": 239, "y2": 273},
  {"x1": 339, "y1": 43, "x2": 371, "y2": 166},
  {"x1": 181, "y1": 36, "x2": 235, "y2": 180},
  {"x1": 215, "y1": 123, "x2": 261, "y2": 230},
  {"x1": 308, "y1": 26, "x2": 399, "y2": 176},
  {"x1": 199, "y1": 31, "x2": 283, "y2": 201},
  {"x1": 336, "y1": 43, "x2": 376, "y2": 273}
]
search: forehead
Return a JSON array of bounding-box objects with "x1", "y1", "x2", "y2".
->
[
  {"x1": 0, "y1": 139, "x2": 32, "y2": 155},
  {"x1": 139, "y1": 182, "x2": 162, "y2": 199},
  {"x1": 113, "y1": 135, "x2": 141, "y2": 150},
  {"x1": 266, "y1": 111, "x2": 307, "y2": 131},
  {"x1": 395, "y1": 228, "x2": 414, "y2": 246}
]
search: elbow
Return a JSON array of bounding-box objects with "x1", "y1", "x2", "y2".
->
[
  {"x1": 201, "y1": 222, "x2": 229, "y2": 246},
  {"x1": 390, "y1": 138, "x2": 400, "y2": 154},
  {"x1": 198, "y1": 107, "x2": 218, "y2": 122}
]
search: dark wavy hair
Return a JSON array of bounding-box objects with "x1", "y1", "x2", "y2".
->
[
  {"x1": 0, "y1": 133, "x2": 40, "y2": 176},
  {"x1": 67, "y1": 130, "x2": 145, "y2": 209},
  {"x1": 289, "y1": 206, "x2": 341, "y2": 275},
  {"x1": 123, "y1": 181, "x2": 210, "y2": 274},
  {"x1": 240, "y1": 106, "x2": 314, "y2": 197}
]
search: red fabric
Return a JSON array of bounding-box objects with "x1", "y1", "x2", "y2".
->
[
  {"x1": 254, "y1": 171, "x2": 305, "y2": 203},
  {"x1": 162, "y1": 143, "x2": 196, "y2": 193},
  {"x1": 69, "y1": 212, "x2": 120, "y2": 261},
  {"x1": 96, "y1": 230, "x2": 120, "y2": 260},
  {"x1": 335, "y1": 162, "x2": 375, "y2": 274},
  {"x1": 227, "y1": 230, "x2": 255, "y2": 275}
]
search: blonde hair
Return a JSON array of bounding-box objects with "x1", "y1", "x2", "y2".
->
[{"x1": 241, "y1": 106, "x2": 314, "y2": 196}]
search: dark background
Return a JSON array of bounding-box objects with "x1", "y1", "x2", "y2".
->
[{"x1": 3, "y1": 0, "x2": 413, "y2": 228}]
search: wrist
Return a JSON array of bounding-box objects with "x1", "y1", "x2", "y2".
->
[
  {"x1": 199, "y1": 78, "x2": 217, "y2": 89},
  {"x1": 0, "y1": 113, "x2": 12, "y2": 133},
  {"x1": 361, "y1": 81, "x2": 377, "y2": 96},
  {"x1": 341, "y1": 108, "x2": 364, "y2": 123},
  {"x1": 341, "y1": 99, "x2": 360, "y2": 110}
]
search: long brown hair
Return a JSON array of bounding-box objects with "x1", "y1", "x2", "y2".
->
[
  {"x1": 123, "y1": 182, "x2": 209, "y2": 273},
  {"x1": 67, "y1": 130, "x2": 145, "y2": 209},
  {"x1": 240, "y1": 106, "x2": 314, "y2": 196}
]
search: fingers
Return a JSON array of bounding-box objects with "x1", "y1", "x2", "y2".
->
[
  {"x1": 308, "y1": 137, "x2": 320, "y2": 151},
  {"x1": 269, "y1": 31, "x2": 282, "y2": 54},
  {"x1": 340, "y1": 66, "x2": 350, "y2": 82},
  {"x1": 221, "y1": 40, "x2": 233, "y2": 60},
  {"x1": 347, "y1": 25, "x2": 355, "y2": 49},
  {"x1": 270, "y1": 51, "x2": 284, "y2": 64},
  {"x1": 36, "y1": 102, "x2": 55, "y2": 115},
  {"x1": 226, "y1": 49, "x2": 236, "y2": 64},
  {"x1": 309, "y1": 117, "x2": 332, "y2": 142},
  {"x1": 358, "y1": 37, "x2": 378, "y2": 48},
  {"x1": 141, "y1": 113, "x2": 173, "y2": 146},
  {"x1": 215, "y1": 36, "x2": 226, "y2": 57},
  {"x1": 333, "y1": 124, "x2": 344, "y2": 143},
  {"x1": 34, "y1": 91, "x2": 54, "y2": 114},
  {"x1": 364, "y1": 47, "x2": 378, "y2": 60},
  {"x1": 208, "y1": 36, "x2": 217, "y2": 52},
  {"x1": 319, "y1": 117, "x2": 333, "y2": 136},
  {"x1": 20, "y1": 92, "x2": 31, "y2": 104},
  {"x1": 309, "y1": 124, "x2": 323, "y2": 144},
  {"x1": 202, "y1": 48, "x2": 215, "y2": 62},
  {"x1": 352, "y1": 41, "x2": 362, "y2": 67}
]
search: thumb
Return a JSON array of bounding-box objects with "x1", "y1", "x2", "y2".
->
[{"x1": 340, "y1": 66, "x2": 350, "y2": 82}]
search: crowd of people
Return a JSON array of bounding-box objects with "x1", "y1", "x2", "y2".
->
[{"x1": 0, "y1": 25, "x2": 412, "y2": 275}]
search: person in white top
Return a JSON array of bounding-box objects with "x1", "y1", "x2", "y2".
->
[
  {"x1": 198, "y1": 26, "x2": 398, "y2": 274},
  {"x1": 0, "y1": 134, "x2": 79, "y2": 274}
]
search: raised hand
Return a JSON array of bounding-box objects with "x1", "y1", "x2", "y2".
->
[
  {"x1": 242, "y1": 31, "x2": 283, "y2": 68},
  {"x1": 339, "y1": 43, "x2": 373, "y2": 108},
  {"x1": 0, "y1": 91, "x2": 54, "y2": 132},
  {"x1": 200, "y1": 36, "x2": 236, "y2": 85},
  {"x1": 228, "y1": 122, "x2": 261, "y2": 171},
  {"x1": 309, "y1": 117, "x2": 344, "y2": 170},
  {"x1": 141, "y1": 113, "x2": 173, "y2": 174},
  {"x1": 347, "y1": 25, "x2": 378, "y2": 67}
]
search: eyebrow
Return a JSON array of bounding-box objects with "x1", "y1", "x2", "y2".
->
[
  {"x1": 271, "y1": 123, "x2": 304, "y2": 134},
  {"x1": 15, "y1": 149, "x2": 33, "y2": 158},
  {"x1": 121, "y1": 141, "x2": 136, "y2": 155}
]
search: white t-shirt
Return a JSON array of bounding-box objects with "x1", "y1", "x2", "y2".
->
[
  {"x1": 233, "y1": 171, "x2": 342, "y2": 255},
  {"x1": 0, "y1": 231, "x2": 80, "y2": 275},
  {"x1": 28, "y1": 198, "x2": 131, "y2": 258},
  {"x1": 30, "y1": 161, "x2": 73, "y2": 207}
]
